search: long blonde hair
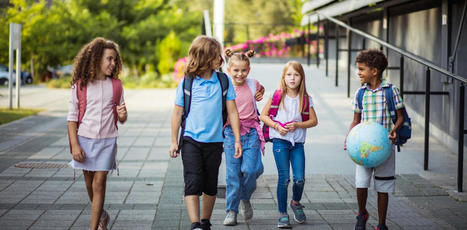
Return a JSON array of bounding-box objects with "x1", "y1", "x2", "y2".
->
[
  {"x1": 185, "y1": 36, "x2": 223, "y2": 78},
  {"x1": 279, "y1": 61, "x2": 308, "y2": 113}
]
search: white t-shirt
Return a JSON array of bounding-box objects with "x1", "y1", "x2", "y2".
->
[{"x1": 269, "y1": 94, "x2": 314, "y2": 145}]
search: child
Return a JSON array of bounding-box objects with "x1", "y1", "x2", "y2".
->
[
  {"x1": 67, "y1": 37, "x2": 127, "y2": 230},
  {"x1": 223, "y1": 49, "x2": 265, "y2": 226},
  {"x1": 345, "y1": 49, "x2": 404, "y2": 230},
  {"x1": 168, "y1": 36, "x2": 242, "y2": 230},
  {"x1": 260, "y1": 61, "x2": 318, "y2": 229}
]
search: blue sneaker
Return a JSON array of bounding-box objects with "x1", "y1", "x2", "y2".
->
[
  {"x1": 277, "y1": 214, "x2": 291, "y2": 229},
  {"x1": 355, "y1": 211, "x2": 368, "y2": 230},
  {"x1": 290, "y1": 201, "x2": 306, "y2": 224}
]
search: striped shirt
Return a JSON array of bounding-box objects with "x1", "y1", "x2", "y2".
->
[{"x1": 353, "y1": 79, "x2": 404, "y2": 132}]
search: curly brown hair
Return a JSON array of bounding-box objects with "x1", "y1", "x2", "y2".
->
[
  {"x1": 71, "y1": 37, "x2": 123, "y2": 88},
  {"x1": 185, "y1": 36, "x2": 222, "y2": 78},
  {"x1": 355, "y1": 49, "x2": 388, "y2": 78},
  {"x1": 225, "y1": 48, "x2": 255, "y2": 67}
]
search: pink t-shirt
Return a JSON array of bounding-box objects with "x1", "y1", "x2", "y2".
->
[
  {"x1": 235, "y1": 79, "x2": 262, "y2": 121},
  {"x1": 67, "y1": 77, "x2": 124, "y2": 139}
]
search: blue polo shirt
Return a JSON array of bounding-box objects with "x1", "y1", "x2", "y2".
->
[{"x1": 175, "y1": 72, "x2": 236, "y2": 143}]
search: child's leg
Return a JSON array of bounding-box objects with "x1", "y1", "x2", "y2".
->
[
  {"x1": 356, "y1": 188, "x2": 368, "y2": 213},
  {"x1": 185, "y1": 195, "x2": 201, "y2": 223},
  {"x1": 290, "y1": 143, "x2": 305, "y2": 204},
  {"x1": 200, "y1": 142, "x2": 223, "y2": 220},
  {"x1": 83, "y1": 170, "x2": 95, "y2": 201},
  {"x1": 239, "y1": 129, "x2": 263, "y2": 202},
  {"x1": 224, "y1": 127, "x2": 243, "y2": 213},
  {"x1": 377, "y1": 192, "x2": 388, "y2": 225},
  {"x1": 90, "y1": 171, "x2": 108, "y2": 230},
  {"x1": 272, "y1": 139, "x2": 291, "y2": 214},
  {"x1": 181, "y1": 138, "x2": 205, "y2": 223}
]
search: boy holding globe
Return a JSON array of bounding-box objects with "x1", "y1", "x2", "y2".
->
[{"x1": 345, "y1": 49, "x2": 405, "y2": 230}]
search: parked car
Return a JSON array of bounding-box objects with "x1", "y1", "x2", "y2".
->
[{"x1": 0, "y1": 64, "x2": 33, "y2": 85}]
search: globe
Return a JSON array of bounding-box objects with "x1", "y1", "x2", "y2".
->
[{"x1": 346, "y1": 122, "x2": 391, "y2": 168}]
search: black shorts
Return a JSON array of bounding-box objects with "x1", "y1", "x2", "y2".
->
[{"x1": 181, "y1": 137, "x2": 223, "y2": 196}]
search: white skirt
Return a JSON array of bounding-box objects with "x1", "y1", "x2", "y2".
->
[{"x1": 69, "y1": 136, "x2": 117, "y2": 171}]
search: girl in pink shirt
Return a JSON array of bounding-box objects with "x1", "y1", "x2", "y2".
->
[
  {"x1": 223, "y1": 49, "x2": 265, "y2": 226},
  {"x1": 67, "y1": 38, "x2": 127, "y2": 230}
]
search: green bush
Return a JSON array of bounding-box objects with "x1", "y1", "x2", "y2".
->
[{"x1": 46, "y1": 76, "x2": 72, "y2": 88}]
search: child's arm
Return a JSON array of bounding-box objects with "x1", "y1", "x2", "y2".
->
[
  {"x1": 254, "y1": 85, "x2": 265, "y2": 101},
  {"x1": 68, "y1": 121, "x2": 85, "y2": 162},
  {"x1": 388, "y1": 109, "x2": 405, "y2": 144},
  {"x1": 169, "y1": 105, "x2": 183, "y2": 158},
  {"x1": 260, "y1": 97, "x2": 289, "y2": 135},
  {"x1": 116, "y1": 102, "x2": 127, "y2": 123},
  {"x1": 285, "y1": 106, "x2": 318, "y2": 131},
  {"x1": 344, "y1": 112, "x2": 362, "y2": 150},
  {"x1": 226, "y1": 100, "x2": 243, "y2": 158}
]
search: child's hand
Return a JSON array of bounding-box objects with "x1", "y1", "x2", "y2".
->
[
  {"x1": 275, "y1": 123, "x2": 289, "y2": 136},
  {"x1": 116, "y1": 102, "x2": 127, "y2": 120},
  {"x1": 169, "y1": 143, "x2": 179, "y2": 158},
  {"x1": 388, "y1": 130, "x2": 397, "y2": 144},
  {"x1": 254, "y1": 86, "x2": 265, "y2": 101},
  {"x1": 285, "y1": 122, "x2": 298, "y2": 132},
  {"x1": 72, "y1": 144, "x2": 86, "y2": 162},
  {"x1": 254, "y1": 91, "x2": 263, "y2": 101},
  {"x1": 234, "y1": 142, "x2": 242, "y2": 158}
]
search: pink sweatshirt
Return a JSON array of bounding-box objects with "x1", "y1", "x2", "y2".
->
[{"x1": 67, "y1": 78, "x2": 124, "y2": 139}]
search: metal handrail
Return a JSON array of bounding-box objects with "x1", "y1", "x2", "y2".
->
[{"x1": 315, "y1": 11, "x2": 466, "y2": 83}]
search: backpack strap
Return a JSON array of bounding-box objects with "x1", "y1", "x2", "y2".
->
[
  {"x1": 76, "y1": 79, "x2": 87, "y2": 128},
  {"x1": 356, "y1": 87, "x2": 365, "y2": 111},
  {"x1": 111, "y1": 78, "x2": 123, "y2": 127},
  {"x1": 177, "y1": 76, "x2": 194, "y2": 153},
  {"x1": 246, "y1": 78, "x2": 259, "y2": 113},
  {"x1": 269, "y1": 89, "x2": 282, "y2": 119},
  {"x1": 384, "y1": 84, "x2": 397, "y2": 124},
  {"x1": 217, "y1": 72, "x2": 229, "y2": 125}
]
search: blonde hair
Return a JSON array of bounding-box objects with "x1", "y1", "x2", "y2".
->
[
  {"x1": 279, "y1": 61, "x2": 308, "y2": 113},
  {"x1": 185, "y1": 36, "x2": 223, "y2": 78},
  {"x1": 225, "y1": 49, "x2": 255, "y2": 67}
]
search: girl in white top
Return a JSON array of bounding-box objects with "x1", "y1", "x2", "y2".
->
[
  {"x1": 67, "y1": 37, "x2": 127, "y2": 230},
  {"x1": 260, "y1": 61, "x2": 318, "y2": 228}
]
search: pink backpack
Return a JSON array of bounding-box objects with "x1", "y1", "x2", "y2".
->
[
  {"x1": 263, "y1": 89, "x2": 310, "y2": 142},
  {"x1": 68, "y1": 78, "x2": 123, "y2": 153}
]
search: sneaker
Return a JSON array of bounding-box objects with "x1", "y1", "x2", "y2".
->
[
  {"x1": 376, "y1": 224, "x2": 388, "y2": 230},
  {"x1": 355, "y1": 211, "x2": 369, "y2": 230},
  {"x1": 290, "y1": 201, "x2": 306, "y2": 224},
  {"x1": 240, "y1": 200, "x2": 253, "y2": 220},
  {"x1": 97, "y1": 210, "x2": 109, "y2": 230},
  {"x1": 277, "y1": 214, "x2": 291, "y2": 229},
  {"x1": 201, "y1": 219, "x2": 212, "y2": 230},
  {"x1": 191, "y1": 222, "x2": 203, "y2": 230},
  {"x1": 223, "y1": 210, "x2": 237, "y2": 226}
]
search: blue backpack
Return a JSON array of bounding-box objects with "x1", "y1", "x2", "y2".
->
[{"x1": 357, "y1": 84, "x2": 411, "y2": 152}]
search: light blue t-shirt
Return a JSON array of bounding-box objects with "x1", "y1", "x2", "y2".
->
[{"x1": 175, "y1": 71, "x2": 236, "y2": 143}]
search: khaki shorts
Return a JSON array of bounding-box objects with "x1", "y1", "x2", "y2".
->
[{"x1": 355, "y1": 145, "x2": 395, "y2": 193}]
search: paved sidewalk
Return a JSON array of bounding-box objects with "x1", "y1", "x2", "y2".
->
[{"x1": 0, "y1": 63, "x2": 466, "y2": 230}]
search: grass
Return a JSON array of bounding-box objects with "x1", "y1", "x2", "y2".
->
[{"x1": 0, "y1": 108, "x2": 42, "y2": 125}]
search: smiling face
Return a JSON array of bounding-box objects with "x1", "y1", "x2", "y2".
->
[
  {"x1": 100, "y1": 48, "x2": 117, "y2": 77},
  {"x1": 356, "y1": 62, "x2": 378, "y2": 84},
  {"x1": 284, "y1": 66, "x2": 302, "y2": 90},
  {"x1": 227, "y1": 60, "x2": 250, "y2": 85}
]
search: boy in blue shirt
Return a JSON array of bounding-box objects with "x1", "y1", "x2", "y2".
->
[{"x1": 169, "y1": 36, "x2": 242, "y2": 230}]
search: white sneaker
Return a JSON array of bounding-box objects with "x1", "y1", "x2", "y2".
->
[
  {"x1": 240, "y1": 200, "x2": 253, "y2": 220},
  {"x1": 223, "y1": 210, "x2": 237, "y2": 226}
]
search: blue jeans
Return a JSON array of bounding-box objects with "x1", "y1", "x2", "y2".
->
[
  {"x1": 272, "y1": 138, "x2": 305, "y2": 213},
  {"x1": 224, "y1": 126, "x2": 264, "y2": 213}
]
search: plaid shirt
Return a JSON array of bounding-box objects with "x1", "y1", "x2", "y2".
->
[{"x1": 353, "y1": 79, "x2": 404, "y2": 132}]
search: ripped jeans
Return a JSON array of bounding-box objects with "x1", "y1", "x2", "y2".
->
[{"x1": 272, "y1": 138, "x2": 305, "y2": 213}]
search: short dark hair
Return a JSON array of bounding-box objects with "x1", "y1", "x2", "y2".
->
[{"x1": 355, "y1": 49, "x2": 388, "y2": 78}]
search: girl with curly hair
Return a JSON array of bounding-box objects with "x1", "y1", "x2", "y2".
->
[{"x1": 67, "y1": 37, "x2": 127, "y2": 230}]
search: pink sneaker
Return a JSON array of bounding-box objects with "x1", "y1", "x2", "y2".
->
[{"x1": 97, "y1": 210, "x2": 109, "y2": 230}]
